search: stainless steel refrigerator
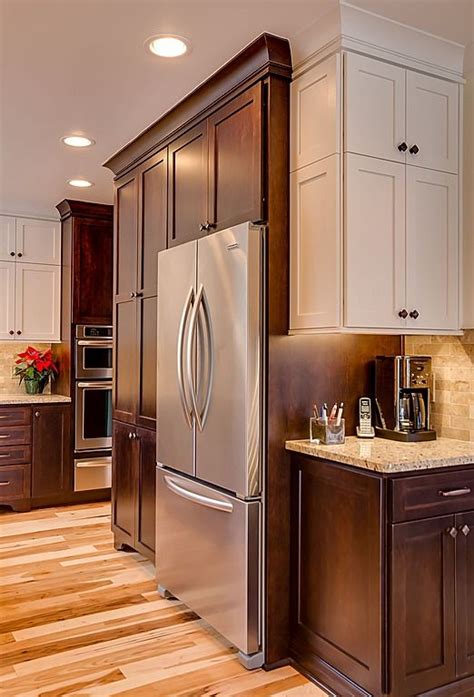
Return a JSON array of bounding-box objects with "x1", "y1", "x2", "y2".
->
[{"x1": 156, "y1": 222, "x2": 264, "y2": 669}]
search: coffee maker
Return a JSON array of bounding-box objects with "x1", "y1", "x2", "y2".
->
[{"x1": 374, "y1": 355, "x2": 436, "y2": 442}]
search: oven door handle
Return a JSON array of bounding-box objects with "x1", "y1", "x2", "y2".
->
[
  {"x1": 77, "y1": 382, "x2": 113, "y2": 389},
  {"x1": 77, "y1": 340, "x2": 113, "y2": 348}
]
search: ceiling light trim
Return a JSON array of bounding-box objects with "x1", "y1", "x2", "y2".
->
[
  {"x1": 68, "y1": 178, "x2": 94, "y2": 188},
  {"x1": 61, "y1": 135, "x2": 95, "y2": 148},
  {"x1": 145, "y1": 34, "x2": 191, "y2": 58}
]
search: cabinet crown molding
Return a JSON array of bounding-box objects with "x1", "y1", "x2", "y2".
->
[
  {"x1": 56, "y1": 199, "x2": 113, "y2": 222},
  {"x1": 292, "y1": 2, "x2": 465, "y2": 82}
]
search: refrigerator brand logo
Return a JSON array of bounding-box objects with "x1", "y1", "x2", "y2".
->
[{"x1": 227, "y1": 242, "x2": 239, "y2": 250}]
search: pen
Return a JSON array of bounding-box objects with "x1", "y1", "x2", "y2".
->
[
  {"x1": 336, "y1": 402, "x2": 344, "y2": 426},
  {"x1": 329, "y1": 403, "x2": 338, "y2": 422}
]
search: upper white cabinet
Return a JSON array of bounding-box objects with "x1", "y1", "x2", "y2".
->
[
  {"x1": 345, "y1": 53, "x2": 406, "y2": 164},
  {"x1": 0, "y1": 217, "x2": 16, "y2": 262},
  {"x1": 0, "y1": 261, "x2": 16, "y2": 340},
  {"x1": 15, "y1": 263, "x2": 61, "y2": 341},
  {"x1": 344, "y1": 54, "x2": 459, "y2": 174},
  {"x1": 14, "y1": 217, "x2": 61, "y2": 265}
]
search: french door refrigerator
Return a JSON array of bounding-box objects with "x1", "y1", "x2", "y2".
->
[{"x1": 156, "y1": 222, "x2": 264, "y2": 669}]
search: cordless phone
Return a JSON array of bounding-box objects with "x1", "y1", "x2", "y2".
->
[{"x1": 357, "y1": 397, "x2": 375, "y2": 438}]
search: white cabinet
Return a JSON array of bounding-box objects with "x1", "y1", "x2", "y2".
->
[
  {"x1": 405, "y1": 167, "x2": 459, "y2": 330},
  {"x1": 345, "y1": 53, "x2": 406, "y2": 164},
  {"x1": 0, "y1": 262, "x2": 16, "y2": 339},
  {"x1": 406, "y1": 72, "x2": 459, "y2": 174},
  {"x1": 290, "y1": 155, "x2": 340, "y2": 329},
  {"x1": 14, "y1": 263, "x2": 61, "y2": 342},
  {"x1": 344, "y1": 155, "x2": 406, "y2": 329},
  {"x1": 0, "y1": 217, "x2": 16, "y2": 262},
  {"x1": 14, "y1": 218, "x2": 61, "y2": 265},
  {"x1": 291, "y1": 54, "x2": 340, "y2": 171}
]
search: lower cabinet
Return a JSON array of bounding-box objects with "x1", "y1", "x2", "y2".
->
[
  {"x1": 112, "y1": 420, "x2": 156, "y2": 561},
  {"x1": 290, "y1": 454, "x2": 474, "y2": 697},
  {"x1": 32, "y1": 405, "x2": 70, "y2": 498}
]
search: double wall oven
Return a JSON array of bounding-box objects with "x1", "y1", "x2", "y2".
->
[{"x1": 74, "y1": 325, "x2": 113, "y2": 491}]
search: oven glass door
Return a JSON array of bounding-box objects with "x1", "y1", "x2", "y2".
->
[
  {"x1": 76, "y1": 341, "x2": 113, "y2": 379},
  {"x1": 75, "y1": 382, "x2": 113, "y2": 451}
]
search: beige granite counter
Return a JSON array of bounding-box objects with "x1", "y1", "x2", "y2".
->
[
  {"x1": 285, "y1": 436, "x2": 474, "y2": 474},
  {"x1": 0, "y1": 394, "x2": 71, "y2": 405}
]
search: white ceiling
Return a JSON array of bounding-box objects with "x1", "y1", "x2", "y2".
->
[{"x1": 1, "y1": 0, "x2": 473, "y2": 219}]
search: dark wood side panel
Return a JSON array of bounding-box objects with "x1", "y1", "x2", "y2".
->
[
  {"x1": 114, "y1": 300, "x2": 137, "y2": 424},
  {"x1": 112, "y1": 420, "x2": 137, "y2": 544},
  {"x1": 456, "y1": 510, "x2": 474, "y2": 679},
  {"x1": 135, "y1": 426, "x2": 156, "y2": 560},
  {"x1": 390, "y1": 516, "x2": 456, "y2": 696},
  {"x1": 31, "y1": 405, "x2": 70, "y2": 498},
  {"x1": 73, "y1": 217, "x2": 113, "y2": 324},
  {"x1": 139, "y1": 149, "x2": 168, "y2": 296},
  {"x1": 115, "y1": 175, "x2": 138, "y2": 300},
  {"x1": 290, "y1": 456, "x2": 383, "y2": 694}
]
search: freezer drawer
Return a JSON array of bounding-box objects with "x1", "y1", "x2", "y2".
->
[{"x1": 156, "y1": 467, "x2": 260, "y2": 656}]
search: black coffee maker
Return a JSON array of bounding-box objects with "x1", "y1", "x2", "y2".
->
[{"x1": 374, "y1": 355, "x2": 437, "y2": 442}]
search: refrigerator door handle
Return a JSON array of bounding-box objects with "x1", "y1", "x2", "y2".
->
[
  {"x1": 186, "y1": 284, "x2": 205, "y2": 431},
  {"x1": 198, "y1": 286, "x2": 214, "y2": 430},
  {"x1": 177, "y1": 286, "x2": 195, "y2": 429},
  {"x1": 163, "y1": 475, "x2": 233, "y2": 513}
]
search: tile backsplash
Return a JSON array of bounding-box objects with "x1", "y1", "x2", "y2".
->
[
  {"x1": 0, "y1": 342, "x2": 52, "y2": 394},
  {"x1": 405, "y1": 331, "x2": 474, "y2": 442}
]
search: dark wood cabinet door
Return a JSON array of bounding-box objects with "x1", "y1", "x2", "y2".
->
[
  {"x1": 390, "y1": 515, "x2": 456, "y2": 696},
  {"x1": 456, "y1": 511, "x2": 474, "y2": 678},
  {"x1": 138, "y1": 149, "x2": 167, "y2": 296},
  {"x1": 168, "y1": 122, "x2": 208, "y2": 247},
  {"x1": 112, "y1": 420, "x2": 137, "y2": 543},
  {"x1": 115, "y1": 174, "x2": 138, "y2": 301},
  {"x1": 32, "y1": 405, "x2": 70, "y2": 498},
  {"x1": 136, "y1": 296, "x2": 157, "y2": 429},
  {"x1": 135, "y1": 427, "x2": 156, "y2": 560},
  {"x1": 113, "y1": 299, "x2": 137, "y2": 424},
  {"x1": 208, "y1": 84, "x2": 263, "y2": 232},
  {"x1": 73, "y1": 218, "x2": 113, "y2": 324}
]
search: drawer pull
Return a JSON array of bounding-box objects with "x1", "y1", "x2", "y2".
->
[
  {"x1": 0, "y1": 454, "x2": 10, "y2": 458},
  {"x1": 460, "y1": 524, "x2": 471, "y2": 537},
  {"x1": 0, "y1": 415, "x2": 8, "y2": 419},
  {"x1": 0, "y1": 481, "x2": 11, "y2": 487},
  {"x1": 0, "y1": 435, "x2": 9, "y2": 440},
  {"x1": 447, "y1": 526, "x2": 458, "y2": 539},
  {"x1": 438, "y1": 487, "x2": 471, "y2": 497}
]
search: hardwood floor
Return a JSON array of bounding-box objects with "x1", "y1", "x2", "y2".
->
[{"x1": 0, "y1": 503, "x2": 327, "y2": 696}]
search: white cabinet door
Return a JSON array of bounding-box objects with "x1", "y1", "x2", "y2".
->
[
  {"x1": 0, "y1": 216, "x2": 16, "y2": 262},
  {"x1": 291, "y1": 54, "x2": 340, "y2": 171},
  {"x1": 290, "y1": 155, "x2": 340, "y2": 330},
  {"x1": 344, "y1": 154, "x2": 406, "y2": 329},
  {"x1": 406, "y1": 167, "x2": 459, "y2": 330},
  {"x1": 0, "y1": 262, "x2": 16, "y2": 340},
  {"x1": 406, "y1": 72, "x2": 459, "y2": 174},
  {"x1": 15, "y1": 218, "x2": 61, "y2": 265},
  {"x1": 15, "y1": 263, "x2": 61, "y2": 341},
  {"x1": 344, "y1": 53, "x2": 406, "y2": 164}
]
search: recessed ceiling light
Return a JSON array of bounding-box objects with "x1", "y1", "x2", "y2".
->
[
  {"x1": 146, "y1": 34, "x2": 190, "y2": 58},
  {"x1": 61, "y1": 135, "x2": 95, "y2": 148},
  {"x1": 68, "y1": 178, "x2": 94, "y2": 188}
]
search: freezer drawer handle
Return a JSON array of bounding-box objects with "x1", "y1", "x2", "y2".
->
[
  {"x1": 186, "y1": 283, "x2": 214, "y2": 432},
  {"x1": 164, "y1": 475, "x2": 233, "y2": 513},
  {"x1": 177, "y1": 286, "x2": 195, "y2": 430}
]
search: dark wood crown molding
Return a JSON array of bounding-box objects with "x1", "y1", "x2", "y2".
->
[
  {"x1": 103, "y1": 32, "x2": 292, "y2": 178},
  {"x1": 56, "y1": 199, "x2": 113, "y2": 222}
]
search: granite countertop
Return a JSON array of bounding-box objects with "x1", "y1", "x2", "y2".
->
[
  {"x1": 0, "y1": 394, "x2": 71, "y2": 405},
  {"x1": 286, "y1": 436, "x2": 474, "y2": 474}
]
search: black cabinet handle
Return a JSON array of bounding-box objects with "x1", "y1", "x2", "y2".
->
[
  {"x1": 409, "y1": 144, "x2": 419, "y2": 155},
  {"x1": 409, "y1": 310, "x2": 419, "y2": 319},
  {"x1": 9, "y1": 251, "x2": 15, "y2": 257},
  {"x1": 199, "y1": 223, "x2": 206, "y2": 232},
  {"x1": 398, "y1": 142, "x2": 408, "y2": 152},
  {"x1": 129, "y1": 291, "x2": 136, "y2": 298},
  {"x1": 17, "y1": 252, "x2": 23, "y2": 258},
  {"x1": 9, "y1": 330, "x2": 14, "y2": 335},
  {"x1": 135, "y1": 291, "x2": 143, "y2": 298},
  {"x1": 16, "y1": 330, "x2": 22, "y2": 335},
  {"x1": 207, "y1": 222, "x2": 216, "y2": 230},
  {"x1": 398, "y1": 309, "x2": 408, "y2": 319}
]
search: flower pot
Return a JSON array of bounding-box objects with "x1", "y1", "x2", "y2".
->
[{"x1": 24, "y1": 377, "x2": 48, "y2": 395}]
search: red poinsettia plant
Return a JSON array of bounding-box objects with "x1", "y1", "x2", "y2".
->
[{"x1": 14, "y1": 346, "x2": 59, "y2": 384}]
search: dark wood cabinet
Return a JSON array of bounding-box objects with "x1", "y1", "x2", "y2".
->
[
  {"x1": 114, "y1": 299, "x2": 137, "y2": 425},
  {"x1": 115, "y1": 175, "x2": 139, "y2": 301},
  {"x1": 32, "y1": 405, "x2": 70, "y2": 499},
  {"x1": 290, "y1": 453, "x2": 474, "y2": 697},
  {"x1": 111, "y1": 420, "x2": 156, "y2": 561}
]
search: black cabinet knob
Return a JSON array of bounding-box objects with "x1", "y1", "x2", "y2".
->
[
  {"x1": 129, "y1": 291, "x2": 136, "y2": 298},
  {"x1": 16, "y1": 330, "x2": 21, "y2": 335},
  {"x1": 135, "y1": 291, "x2": 143, "y2": 298},
  {"x1": 199, "y1": 223, "x2": 206, "y2": 232},
  {"x1": 409, "y1": 144, "x2": 419, "y2": 155},
  {"x1": 9, "y1": 251, "x2": 15, "y2": 257},
  {"x1": 17, "y1": 252, "x2": 23, "y2": 258},
  {"x1": 398, "y1": 142, "x2": 408, "y2": 152},
  {"x1": 398, "y1": 309, "x2": 408, "y2": 319},
  {"x1": 8, "y1": 330, "x2": 14, "y2": 335},
  {"x1": 409, "y1": 309, "x2": 419, "y2": 319}
]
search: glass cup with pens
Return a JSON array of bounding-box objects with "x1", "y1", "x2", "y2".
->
[{"x1": 310, "y1": 401, "x2": 345, "y2": 445}]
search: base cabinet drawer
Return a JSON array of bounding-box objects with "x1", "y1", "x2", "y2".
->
[
  {"x1": 0, "y1": 444, "x2": 31, "y2": 466},
  {"x1": 0, "y1": 465, "x2": 31, "y2": 501},
  {"x1": 0, "y1": 407, "x2": 32, "y2": 427},
  {"x1": 391, "y1": 470, "x2": 474, "y2": 522},
  {"x1": 0, "y1": 425, "x2": 31, "y2": 447}
]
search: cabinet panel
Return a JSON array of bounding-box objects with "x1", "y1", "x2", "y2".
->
[
  {"x1": 344, "y1": 53, "x2": 406, "y2": 163},
  {"x1": 0, "y1": 261, "x2": 15, "y2": 340},
  {"x1": 344, "y1": 154, "x2": 406, "y2": 328},
  {"x1": 291, "y1": 54, "x2": 340, "y2": 171},
  {"x1": 407, "y1": 71, "x2": 459, "y2": 174},
  {"x1": 15, "y1": 218, "x2": 61, "y2": 265},
  {"x1": 112, "y1": 420, "x2": 137, "y2": 542},
  {"x1": 406, "y1": 167, "x2": 459, "y2": 330},
  {"x1": 0, "y1": 465, "x2": 30, "y2": 503},
  {"x1": 136, "y1": 426, "x2": 156, "y2": 557},
  {"x1": 15, "y1": 263, "x2": 61, "y2": 341},
  {"x1": 168, "y1": 122, "x2": 208, "y2": 247},
  {"x1": 0, "y1": 216, "x2": 16, "y2": 261},
  {"x1": 73, "y1": 218, "x2": 113, "y2": 324},
  {"x1": 115, "y1": 175, "x2": 138, "y2": 299},
  {"x1": 114, "y1": 300, "x2": 137, "y2": 424},
  {"x1": 32, "y1": 405, "x2": 70, "y2": 498},
  {"x1": 139, "y1": 150, "x2": 168, "y2": 295},
  {"x1": 290, "y1": 155, "x2": 340, "y2": 330},
  {"x1": 137, "y1": 296, "x2": 157, "y2": 429},
  {"x1": 208, "y1": 84, "x2": 263, "y2": 231},
  {"x1": 456, "y1": 511, "x2": 474, "y2": 678},
  {"x1": 391, "y1": 516, "x2": 456, "y2": 696}
]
